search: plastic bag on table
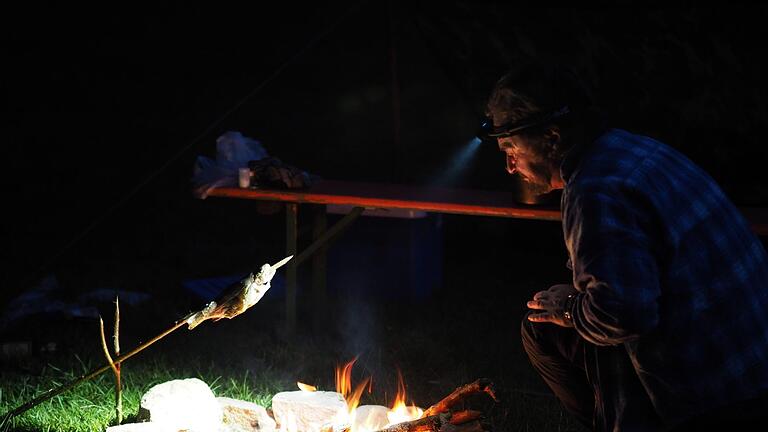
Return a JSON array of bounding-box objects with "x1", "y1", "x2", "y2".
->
[{"x1": 191, "y1": 131, "x2": 269, "y2": 198}]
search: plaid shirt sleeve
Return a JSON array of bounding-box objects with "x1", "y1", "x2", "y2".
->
[{"x1": 564, "y1": 181, "x2": 662, "y2": 346}]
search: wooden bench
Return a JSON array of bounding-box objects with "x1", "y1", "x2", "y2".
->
[{"x1": 207, "y1": 179, "x2": 768, "y2": 335}]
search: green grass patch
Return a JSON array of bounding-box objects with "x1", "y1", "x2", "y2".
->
[
  {"x1": 0, "y1": 353, "x2": 287, "y2": 432},
  {"x1": 0, "y1": 347, "x2": 586, "y2": 432}
]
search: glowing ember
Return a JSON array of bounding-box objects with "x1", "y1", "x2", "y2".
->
[{"x1": 297, "y1": 382, "x2": 317, "y2": 392}]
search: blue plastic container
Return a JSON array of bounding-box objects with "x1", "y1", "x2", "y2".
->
[{"x1": 325, "y1": 210, "x2": 443, "y2": 303}]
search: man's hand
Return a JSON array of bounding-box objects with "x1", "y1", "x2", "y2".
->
[{"x1": 526, "y1": 284, "x2": 578, "y2": 327}]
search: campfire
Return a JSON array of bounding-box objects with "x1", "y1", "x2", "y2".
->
[
  {"x1": 271, "y1": 358, "x2": 496, "y2": 432},
  {"x1": 1, "y1": 259, "x2": 496, "y2": 432}
]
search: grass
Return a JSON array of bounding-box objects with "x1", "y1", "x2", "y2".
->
[
  {"x1": 1, "y1": 357, "x2": 583, "y2": 432},
  {"x1": 0, "y1": 353, "x2": 288, "y2": 432}
]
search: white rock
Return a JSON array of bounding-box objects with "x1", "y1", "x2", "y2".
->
[
  {"x1": 353, "y1": 405, "x2": 389, "y2": 431},
  {"x1": 217, "y1": 397, "x2": 276, "y2": 431},
  {"x1": 138, "y1": 378, "x2": 222, "y2": 432},
  {"x1": 271, "y1": 391, "x2": 348, "y2": 432}
]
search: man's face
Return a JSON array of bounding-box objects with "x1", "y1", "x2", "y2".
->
[{"x1": 497, "y1": 133, "x2": 561, "y2": 191}]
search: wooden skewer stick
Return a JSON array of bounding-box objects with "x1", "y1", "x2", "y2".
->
[
  {"x1": 114, "y1": 296, "x2": 122, "y2": 425},
  {"x1": 98, "y1": 306, "x2": 123, "y2": 425}
]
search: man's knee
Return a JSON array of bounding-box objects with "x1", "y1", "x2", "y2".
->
[
  {"x1": 521, "y1": 311, "x2": 577, "y2": 359},
  {"x1": 521, "y1": 311, "x2": 545, "y2": 355}
]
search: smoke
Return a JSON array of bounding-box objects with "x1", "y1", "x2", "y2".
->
[
  {"x1": 338, "y1": 292, "x2": 378, "y2": 357},
  {"x1": 335, "y1": 289, "x2": 387, "y2": 392}
]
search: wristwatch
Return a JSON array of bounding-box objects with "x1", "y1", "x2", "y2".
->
[{"x1": 563, "y1": 294, "x2": 575, "y2": 322}]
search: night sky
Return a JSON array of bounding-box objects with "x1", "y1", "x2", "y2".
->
[{"x1": 5, "y1": 3, "x2": 768, "y2": 308}]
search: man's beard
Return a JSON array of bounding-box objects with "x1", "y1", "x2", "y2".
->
[
  {"x1": 519, "y1": 159, "x2": 556, "y2": 193},
  {"x1": 520, "y1": 177, "x2": 553, "y2": 196}
]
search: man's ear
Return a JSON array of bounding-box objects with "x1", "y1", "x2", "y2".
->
[
  {"x1": 544, "y1": 127, "x2": 561, "y2": 145},
  {"x1": 544, "y1": 127, "x2": 562, "y2": 159}
]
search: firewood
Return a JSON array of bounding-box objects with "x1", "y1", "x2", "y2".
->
[
  {"x1": 449, "y1": 410, "x2": 483, "y2": 425},
  {"x1": 439, "y1": 420, "x2": 487, "y2": 432},
  {"x1": 421, "y1": 379, "x2": 498, "y2": 417},
  {"x1": 375, "y1": 413, "x2": 450, "y2": 432}
]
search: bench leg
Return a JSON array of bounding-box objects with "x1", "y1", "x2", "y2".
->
[
  {"x1": 312, "y1": 205, "x2": 328, "y2": 333},
  {"x1": 285, "y1": 203, "x2": 298, "y2": 338}
]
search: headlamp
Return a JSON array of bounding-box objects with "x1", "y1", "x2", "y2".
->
[{"x1": 478, "y1": 106, "x2": 570, "y2": 141}]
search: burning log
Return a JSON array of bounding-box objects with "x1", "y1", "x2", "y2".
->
[
  {"x1": 421, "y1": 379, "x2": 497, "y2": 418},
  {"x1": 372, "y1": 412, "x2": 489, "y2": 432},
  {"x1": 305, "y1": 377, "x2": 496, "y2": 432},
  {"x1": 440, "y1": 421, "x2": 486, "y2": 432},
  {"x1": 375, "y1": 413, "x2": 450, "y2": 432},
  {"x1": 448, "y1": 410, "x2": 483, "y2": 425}
]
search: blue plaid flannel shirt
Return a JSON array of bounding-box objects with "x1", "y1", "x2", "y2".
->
[{"x1": 561, "y1": 128, "x2": 768, "y2": 423}]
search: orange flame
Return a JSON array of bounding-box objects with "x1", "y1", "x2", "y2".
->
[
  {"x1": 335, "y1": 356, "x2": 357, "y2": 398},
  {"x1": 297, "y1": 382, "x2": 317, "y2": 392},
  {"x1": 393, "y1": 369, "x2": 407, "y2": 407},
  {"x1": 335, "y1": 356, "x2": 372, "y2": 413},
  {"x1": 332, "y1": 358, "x2": 422, "y2": 431},
  {"x1": 387, "y1": 370, "x2": 423, "y2": 425}
]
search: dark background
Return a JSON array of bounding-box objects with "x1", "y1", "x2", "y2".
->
[
  {"x1": 4, "y1": 2, "x2": 768, "y2": 343},
  {"x1": 3, "y1": 4, "x2": 768, "y2": 429}
]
